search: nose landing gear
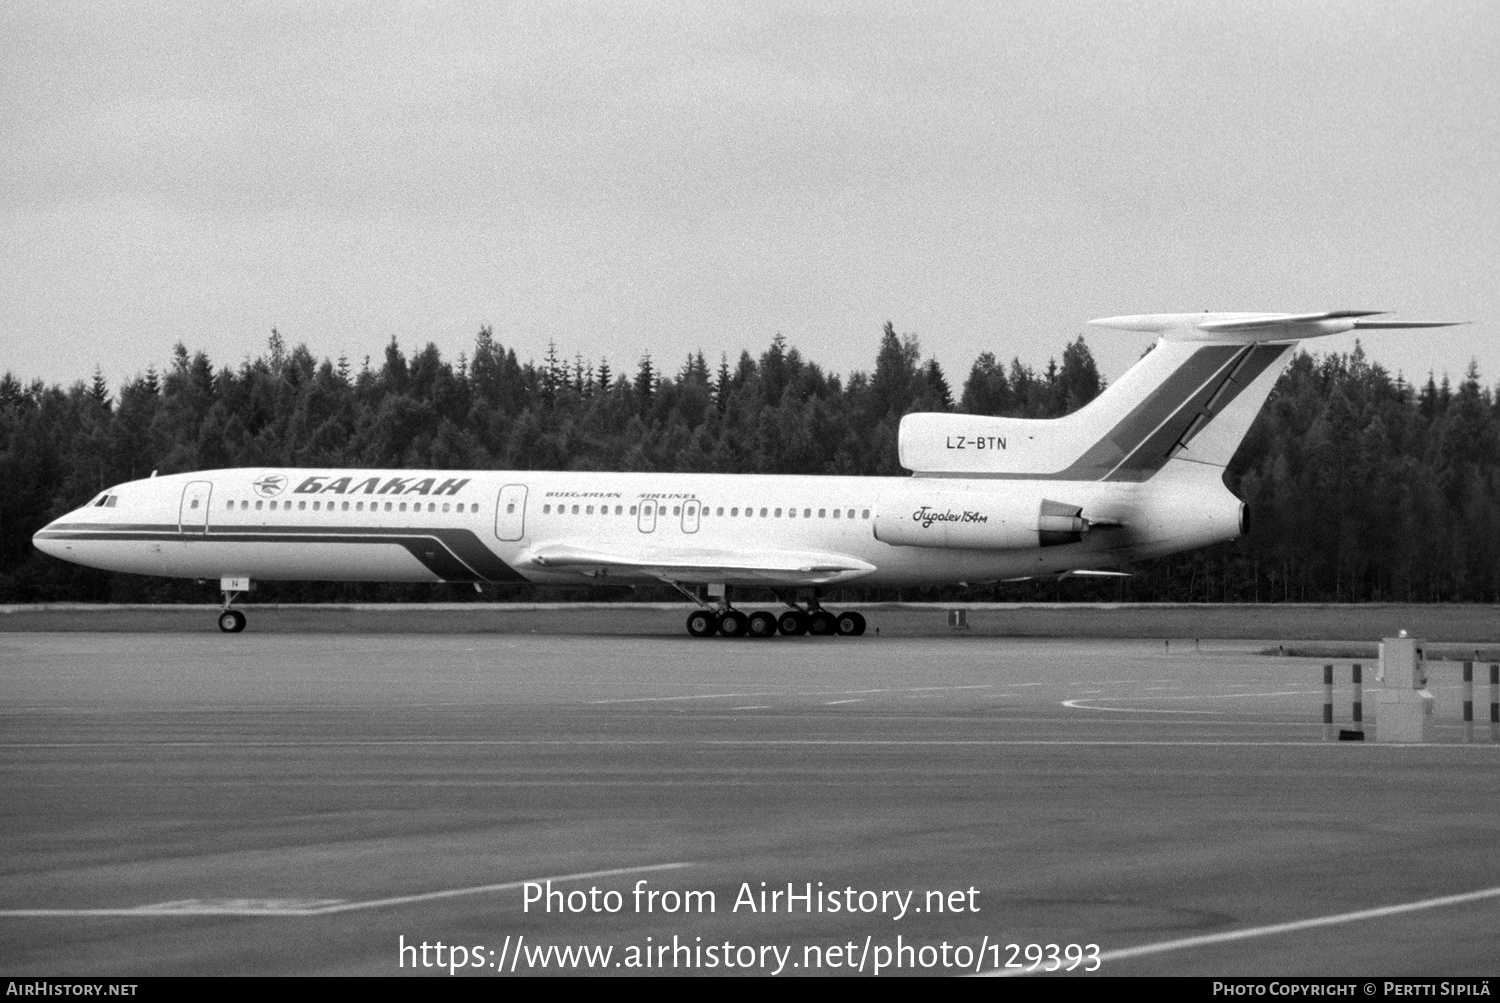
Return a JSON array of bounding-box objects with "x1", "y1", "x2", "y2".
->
[{"x1": 217, "y1": 576, "x2": 250, "y2": 633}]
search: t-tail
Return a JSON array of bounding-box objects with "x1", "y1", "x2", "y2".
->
[{"x1": 899, "y1": 311, "x2": 1460, "y2": 483}]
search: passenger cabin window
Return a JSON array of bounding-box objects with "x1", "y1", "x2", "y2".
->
[
  {"x1": 862, "y1": 509, "x2": 870, "y2": 519},
  {"x1": 256, "y1": 500, "x2": 264, "y2": 510},
  {"x1": 818, "y1": 509, "x2": 826, "y2": 518}
]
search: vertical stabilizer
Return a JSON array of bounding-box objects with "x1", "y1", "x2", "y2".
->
[{"x1": 900, "y1": 312, "x2": 1459, "y2": 481}]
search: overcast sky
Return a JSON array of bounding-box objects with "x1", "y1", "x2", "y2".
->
[{"x1": 3, "y1": 1, "x2": 1495, "y2": 395}]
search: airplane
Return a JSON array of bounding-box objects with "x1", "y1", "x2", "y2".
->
[{"x1": 31, "y1": 312, "x2": 1457, "y2": 638}]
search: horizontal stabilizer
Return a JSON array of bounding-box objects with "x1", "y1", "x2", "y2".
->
[{"x1": 1090, "y1": 312, "x2": 1462, "y2": 342}]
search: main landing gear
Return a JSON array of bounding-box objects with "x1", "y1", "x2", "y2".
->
[{"x1": 679, "y1": 586, "x2": 867, "y2": 639}]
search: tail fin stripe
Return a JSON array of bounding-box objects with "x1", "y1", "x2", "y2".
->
[
  {"x1": 1062, "y1": 345, "x2": 1243, "y2": 480},
  {"x1": 1106, "y1": 343, "x2": 1291, "y2": 480}
]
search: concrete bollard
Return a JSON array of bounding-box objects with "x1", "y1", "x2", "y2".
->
[
  {"x1": 1323, "y1": 664, "x2": 1334, "y2": 742},
  {"x1": 1463, "y1": 661, "x2": 1474, "y2": 744},
  {"x1": 1352, "y1": 663, "x2": 1363, "y2": 732},
  {"x1": 1491, "y1": 664, "x2": 1499, "y2": 744}
]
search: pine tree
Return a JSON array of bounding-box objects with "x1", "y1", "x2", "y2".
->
[
  {"x1": 635, "y1": 353, "x2": 655, "y2": 401},
  {"x1": 88, "y1": 368, "x2": 110, "y2": 408}
]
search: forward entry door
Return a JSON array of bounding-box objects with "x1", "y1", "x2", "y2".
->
[
  {"x1": 681, "y1": 499, "x2": 700, "y2": 534},
  {"x1": 494, "y1": 484, "x2": 528, "y2": 541},
  {"x1": 179, "y1": 481, "x2": 213, "y2": 533}
]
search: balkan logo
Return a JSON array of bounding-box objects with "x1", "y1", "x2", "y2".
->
[{"x1": 253, "y1": 473, "x2": 288, "y2": 497}]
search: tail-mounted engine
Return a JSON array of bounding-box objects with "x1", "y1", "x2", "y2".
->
[{"x1": 874, "y1": 489, "x2": 1102, "y2": 550}]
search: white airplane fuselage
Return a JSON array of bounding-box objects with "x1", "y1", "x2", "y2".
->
[{"x1": 31, "y1": 464, "x2": 1243, "y2": 589}]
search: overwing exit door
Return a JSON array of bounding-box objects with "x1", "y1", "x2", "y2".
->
[{"x1": 637, "y1": 499, "x2": 658, "y2": 533}]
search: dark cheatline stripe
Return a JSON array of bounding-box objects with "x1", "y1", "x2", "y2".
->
[
  {"x1": 430, "y1": 529, "x2": 527, "y2": 582},
  {"x1": 34, "y1": 524, "x2": 526, "y2": 584}
]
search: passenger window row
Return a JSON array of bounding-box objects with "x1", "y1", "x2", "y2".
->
[
  {"x1": 544, "y1": 504, "x2": 628, "y2": 515},
  {"x1": 542, "y1": 503, "x2": 871, "y2": 519},
  {"x1": 224, "y1": 499, "x2": 478, "y2": 514}
]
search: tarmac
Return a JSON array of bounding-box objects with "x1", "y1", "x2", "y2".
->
[{"x1": 2, "y1": 621, "x2": 1498, "y2": 976}]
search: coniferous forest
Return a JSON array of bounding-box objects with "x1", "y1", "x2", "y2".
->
[{"x1": 2, "y1": 323, "x2": 1497, "y2": 604}]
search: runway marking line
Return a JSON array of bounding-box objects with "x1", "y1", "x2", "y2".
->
[
  {"x1": 1062, "y1": 691, "x2": 1305, "y2": 714},
  {"x1": 591, "y1": 684, "x2": 990, "y2": 705},
  {"x1": 977, "y1": 883, "x2": 1500, "y2": 976},
  {"x1": 0, "y1": 862, "x2": 692, "y2": 918}
]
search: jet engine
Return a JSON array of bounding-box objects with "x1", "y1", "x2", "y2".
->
[{"x1": 874, "y1": 490, "x2": 1101, "y2": 550}]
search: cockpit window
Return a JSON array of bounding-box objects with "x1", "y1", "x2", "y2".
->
[{"x1": 93, "y1": 494, "x2": 119, "y2": 507}]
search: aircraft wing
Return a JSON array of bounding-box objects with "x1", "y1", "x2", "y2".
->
[{"x1": 519, "y1": 542, "x2": 878, "y2": 586}]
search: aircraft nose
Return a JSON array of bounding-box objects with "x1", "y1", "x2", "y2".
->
[{"x1": 32, "y1": 522, "x2": 64, "y2": 559}]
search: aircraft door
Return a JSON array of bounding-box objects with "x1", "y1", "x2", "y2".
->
[
  {"x1": 494, "y1": 484, "x2": 527, "y2": 541},
  {"x1": 637, "y1": 499, "x2": 658, "y2": 533},
  {"x1": 179, "y1": 481, "x2": 213, "y2": 533},
  {"x1": 681, "y1": 499, "x2": 700, "y2": 534}
]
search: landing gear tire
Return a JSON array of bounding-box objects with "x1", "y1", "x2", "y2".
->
[
  {"x1": 718, "y1": 610, "x2": 748, "y2": 638},
  {"x1": 686, "y1": 610, "x2": 718, "y2": 637},
  {"x1": 218, "y1": 610, "x2": 246, "y2": 634},
  {"x1": 747, "y1": 611, "x2": 779, "y2": 638},
  {"x1": 836, "y1": 611, "x2": 866, "y2": 636},
  {"x1": 807, "y1": 610, "x2": 838, "y2": 636},
  {"x1": 777, "y1": 610, "x2": 809, "y2": 636}
]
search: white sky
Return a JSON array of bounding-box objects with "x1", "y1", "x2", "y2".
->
[{"x1": 3, "y1": 1, "x2": 1496, "y2": 394}]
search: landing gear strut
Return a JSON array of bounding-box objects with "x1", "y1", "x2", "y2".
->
[{"x1": 218, "y1": 577, "x2": 249, "y2": 633}]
